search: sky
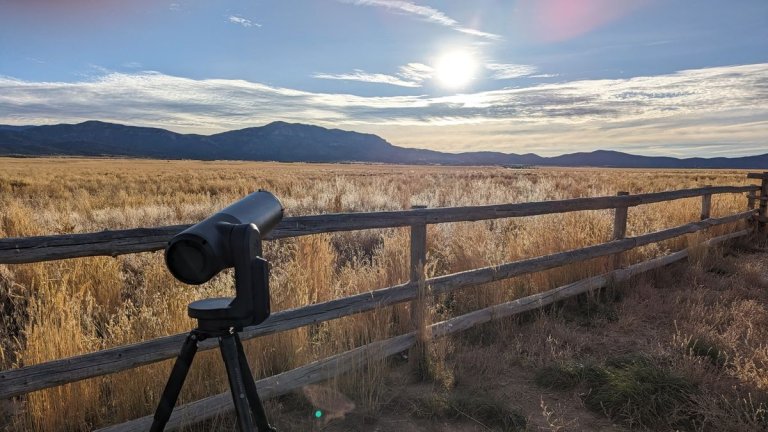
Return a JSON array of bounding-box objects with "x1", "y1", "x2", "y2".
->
[{"x1": 0, "y1": 0, "x2": 767, "y2": 157}]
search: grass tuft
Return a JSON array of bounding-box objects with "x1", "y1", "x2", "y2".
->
[
  {"x1": 0, "y1": 159, "x2": 758, "y2": 430},
  {"x1": 535, "y1": 354, "x2": 700, "y2": 429},
  {"x1": 582, "y1": 355, "x2": 699, "y2": 429},
  {"x1": 449, "y1": 393, "x2": 527, "y2": 432},
  {"x1": 408, "y1": 390, "x2": 527, "y2": 431},
  {"x1": 687, "y1": 336, "x2": 728, "y2": 368},
  {"x1": 534, "y1": 362, "x2": 586, "y2": 390}
]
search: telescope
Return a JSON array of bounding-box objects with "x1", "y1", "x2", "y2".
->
[
  {"x1": 166, "y1": 190, "x2": 283, "y2": 285},
  {"x1": 165, "y1": 190, "x2": 283, "y2": 330},
  {"x1": 152, "y1": 190, "x2": 282, "y2": 432}
]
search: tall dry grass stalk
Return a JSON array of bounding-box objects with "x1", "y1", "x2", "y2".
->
[{"x1": 0, "y1": 158, "x2": 759, "y2": 430}]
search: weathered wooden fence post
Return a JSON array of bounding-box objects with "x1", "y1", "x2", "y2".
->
[
  {"x1": 701, "y1": 186, "x2": 712, "y2": 220},
  {"x1": 408, "y1": 205, "x2": 429, "y2": 376},
  {"x1": 748, "y1": 172, "x2": 768, "y2": 236},
  {"x1": 610, "y1": 191, "x2": 630, "y2": 270},
  {"x1": 746, "y1": 191, "x2": 758, "y2": 234},
  {"x1": 760, "y1": 173, "x2": 768, "y2": 236}
]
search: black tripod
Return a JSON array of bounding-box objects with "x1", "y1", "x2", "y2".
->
[{"x1": 151, "y1": 223, "x2": 277, "y2": 432}]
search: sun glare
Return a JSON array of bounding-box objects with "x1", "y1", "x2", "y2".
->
[{"x1": 434, "y1": 50, "x2": 478, "y2": 89}]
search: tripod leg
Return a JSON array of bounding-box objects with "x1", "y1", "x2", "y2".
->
[
  {"x1": 220, "y1": 333, "x2": 256, "y2": 432},
  {"x1": 234, "y1": 333, "x2": 277, "y2": 432},
  {"x1": 150, "y1": 332, "x2": 199, "y2": 432}
]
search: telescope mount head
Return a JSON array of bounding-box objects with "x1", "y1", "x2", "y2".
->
[{"x1": 186, "y1": 222, "x2": 271, "y2": 332}]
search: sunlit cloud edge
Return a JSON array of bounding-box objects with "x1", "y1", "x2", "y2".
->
[{"x1": 0, "y1": 63, "x2": 766, "y2": 157}]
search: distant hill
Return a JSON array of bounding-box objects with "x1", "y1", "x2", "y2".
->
[{"x1": 0, "y1": 120, "x2": 766, "y2": 168}]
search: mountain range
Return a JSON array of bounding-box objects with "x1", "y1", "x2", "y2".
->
[{"x1": 0, "y1": 120, "x2": 766, "y2": 168}]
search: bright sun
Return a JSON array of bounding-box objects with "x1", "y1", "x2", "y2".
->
[{"x1": 434, "y1": 50, "x2": 478, "y2": 89}]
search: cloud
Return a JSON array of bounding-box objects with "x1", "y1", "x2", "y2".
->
[
  {"x1": 313, "y1": 70, "x2": 423, "y2": 87},
  {"x1": 485, "y1": 63, "x2": 538, "y2": 79},
  {"x1": 314, "y1": 62, "x2": 434, "y2": 88},
  {"x1": 342, "y1": 0, "x2": 501, "y2": 40},
  {"x1": 1, "y1": 64, "x2": 767, "y2": 156},
  {"x1": 397, "y1": 62, "x2": 434, "y2": 83},
  {"x1": 228, "y1": 15, "x2": 260, "y2": 28}
]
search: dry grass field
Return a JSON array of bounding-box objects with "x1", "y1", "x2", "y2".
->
[{"x1": 0, "y1": 157, "x2": 765, "y2": 431}]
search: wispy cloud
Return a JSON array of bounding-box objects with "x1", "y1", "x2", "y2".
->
[
  {"x1": 1, "y1": 64, "x2": 766, "y2": 156},
  {"x1": 397, "y1": 62, "x2": 433, "y2": 82},
  {"x1": 485, "y1": 63, "x2": 538, "y2": 79},
  {"x1": 313, "y1": 70, "x2": 422, "y2": 87},
  {"x1": 342, "y1": 0, "x2": 501, "y2": 40},
  {"x1": 228, "y1": 15, "x2": 260, "y2": 28},
  {"x1": 314, "y1": 62, "x2": 433, "y2": 87}
]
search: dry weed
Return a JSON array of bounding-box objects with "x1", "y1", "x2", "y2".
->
[{"x1": 0, "y1": 158, "x2": 760, "y2": 430}]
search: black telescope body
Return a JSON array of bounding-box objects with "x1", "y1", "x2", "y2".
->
[
  {"x1": 165, "y1": 190, "x2": 283, "y2": 285},
  {"x1": 153, "y1": 191, "x2": 283, "y2": 432}
]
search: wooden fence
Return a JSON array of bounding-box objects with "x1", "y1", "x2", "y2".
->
[{"x1": 1, "y1": 173, "x2": 767, "y2": 431}]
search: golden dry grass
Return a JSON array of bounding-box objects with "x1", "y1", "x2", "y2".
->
[
  {"x1": 0, "y1": 157, "x2": 761, "y2": 431},
  {"x1": 496, "y1": 248, "x2": 768, "y2": 431}
]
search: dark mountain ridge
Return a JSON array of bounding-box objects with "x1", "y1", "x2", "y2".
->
[{"x1": 0, "y1": 120, "x2": 766, "y2": 168}]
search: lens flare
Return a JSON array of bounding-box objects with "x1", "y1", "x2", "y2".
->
[{"x1": 518, "y1": 0, "x2": 649, "y2": 42}]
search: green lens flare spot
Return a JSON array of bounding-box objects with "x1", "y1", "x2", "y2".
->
[{"x1": 314, "y1": 410, "x2": 323, "y2": 418}]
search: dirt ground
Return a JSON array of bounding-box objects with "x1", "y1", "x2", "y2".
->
[{"x1": 267, "y1": 241, "x2": 768, "y2": 432}]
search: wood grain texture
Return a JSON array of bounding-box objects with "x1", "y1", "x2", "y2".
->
[
  {"x1": 701, "y1": 186, "x2": 712, "y2": 220},
  {"x1": 612, "y1": 192, "x2": 630, "y2": 240},
  {"x1": 0, "y1": 281, "x2": 415, "y2": 399},
  {"x1": 0, "y1": 185, "x2": 759, "y2": 264},
  {"x1": 425, "y1": 211, "x2": 754, "y2": 296},
  {"x1": 0, "y1": 210, "x2": 754, "y2": 399},
  {"x1": 96, "y1": 333, "x2": 418, "y2": 432},
  {"x1": 759, "y1": 175, "x2": 768, "y2": 233},
  {"x1": 408, "y1": 206, "x2": 427, "y2": 285},
  {"x1": 408, "y1": 205, "x2": 428, "y2": 371},
  {"x1": 611, "y1": 191, "x2": 630, "y2": 269},
  {"x1": 94, "y1": 228, "x2": 749, "y2": 432}
]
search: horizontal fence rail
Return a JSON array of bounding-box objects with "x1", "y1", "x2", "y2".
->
[
  {"x1": 2, "y1": 174, "x2": 766, "y2": 432},
  {"x1": 0, "y1": 209, "x2": 756, "y2": 399},
  {"x1": 95, "y1": 229, "x2": 751, "y2": 432},
  {"x1": 0, "y1": 185, "x2": 759, "y2": 264}
]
